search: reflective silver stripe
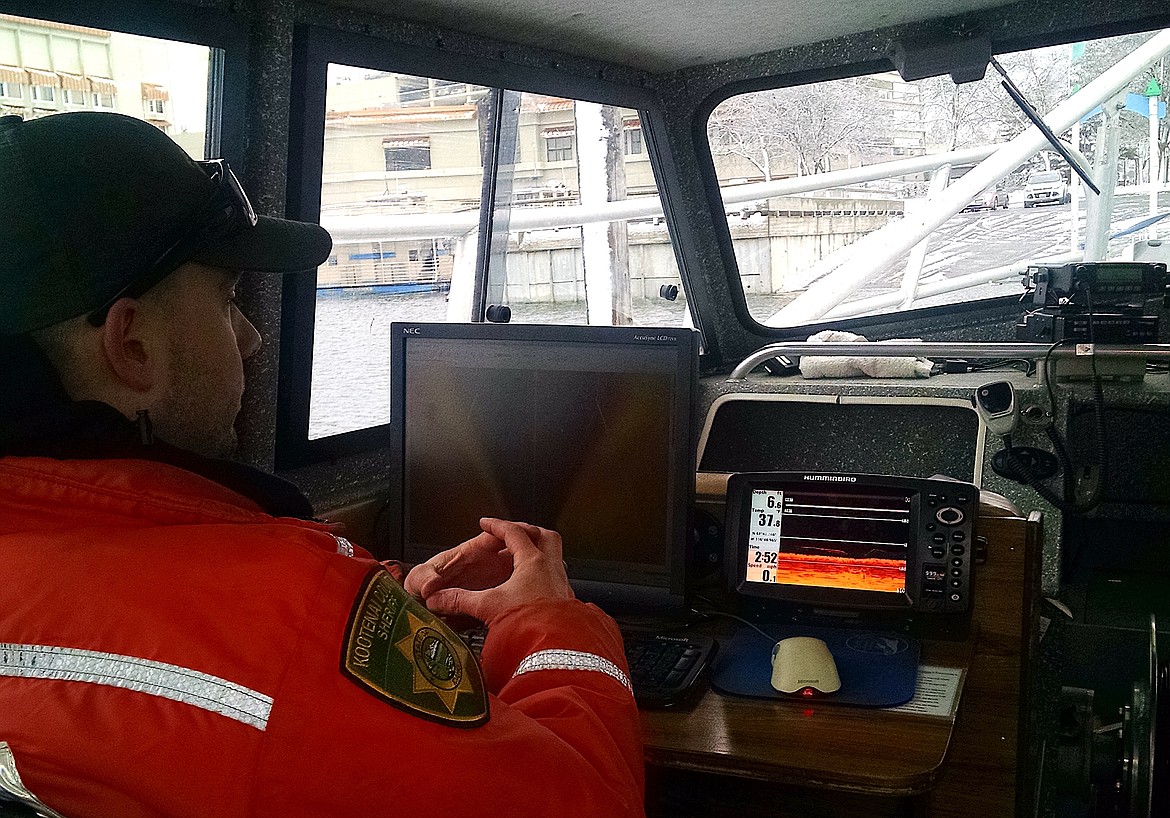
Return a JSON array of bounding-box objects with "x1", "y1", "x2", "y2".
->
[
  {"x1": 512, "y1": 649, "x2": 633, "y2": 693},
  {"x1": 0, "y1": 644, "x2": 273, "y2": 730},
  {"x1": 333, "y1": 534, "x2": 355, "y2": 557}
]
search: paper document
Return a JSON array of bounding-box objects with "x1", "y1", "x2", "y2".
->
[{"x1": 884, "y1": 665, "x2": 965, "y2": 718}]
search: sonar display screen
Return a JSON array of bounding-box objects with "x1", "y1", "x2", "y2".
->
[{"x1": 744, "y1": 487, "x2": 910, "y2": 593}]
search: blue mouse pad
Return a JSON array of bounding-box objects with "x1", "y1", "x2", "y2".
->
[{"x1": 711, "y1": 625, "x2": 919, "y2": 707}]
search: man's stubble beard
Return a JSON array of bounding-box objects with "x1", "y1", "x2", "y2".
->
[{"x1": 150, "y1": 340, "x2": 240, "y2": 460}]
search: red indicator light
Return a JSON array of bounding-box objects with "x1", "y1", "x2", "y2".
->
[{"x1": 801, "y1": 687, "x2": 815, "y2": 697}]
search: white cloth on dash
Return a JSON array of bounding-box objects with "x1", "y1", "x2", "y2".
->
[{"x1": 799, "y1": 330, "x2": 934, "y2": 379}]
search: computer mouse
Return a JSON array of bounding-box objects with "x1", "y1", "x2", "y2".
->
[{"x1": 770, "y1": 636, "x2": 841, "y2": 696}]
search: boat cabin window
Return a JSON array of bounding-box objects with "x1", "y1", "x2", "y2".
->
[
  {"x1": 0, "y1": 13, "x2": 213, "y2": 159},
  {"x1": 284, "y1": 27, "x2": 689, "y2": 455},
  {"x1": 483, "y1": 92, "x2": 686, "y2": 330},
  {"x1": 706, "y1": 29, "x2": 1166, "y2": 331},
  {"x1": 310, "y1": 65, "x2": 495, "y2": 439}
]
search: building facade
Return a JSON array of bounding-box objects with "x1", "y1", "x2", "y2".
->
[{"x1": 0, "y1": 14, "x2": 206, "y2": 156}]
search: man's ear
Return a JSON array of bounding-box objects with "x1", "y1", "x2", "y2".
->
[{"x1": 98, "y1": 298, "x2": 161, "y2": 393}]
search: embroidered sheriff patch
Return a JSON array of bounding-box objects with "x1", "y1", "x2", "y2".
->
[{"x1": 341, "y1": 569, "x2": 488, "y2": 727}]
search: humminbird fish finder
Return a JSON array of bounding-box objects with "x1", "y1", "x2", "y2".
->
[{"x1": 724, "y1": 472, "x2": 978, "y2": 632}]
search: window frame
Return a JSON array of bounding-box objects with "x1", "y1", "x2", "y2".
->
[
  {"x1": 688, "y1": 21, "x2": 1170, "y2": 355},
  {"x1": 543, "y1": 133, "x2": 574, "y2": 161},
  {"x1": 0, "y1": 0, "x2": 247, "y2": 165},
  {"x1": 29, "y1": 83, "x2": 54, "y2": 103},
  {"x1": 624, "y1": 124, "x2": 643, "y2": 156},
  {"x1": 277, "y1": 24, "x2": 686, "y2": 468},
  {"x1": 383, "y1": 137, "x2": 432, "y2": 171}
]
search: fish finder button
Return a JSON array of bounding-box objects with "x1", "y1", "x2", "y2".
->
[{"x1": 935, "y1": 506, "x2": 964, "y2": 526}]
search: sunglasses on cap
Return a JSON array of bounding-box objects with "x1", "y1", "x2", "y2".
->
[{"x1": 87, "y1": 159, "x2": 258, "y2": 327}]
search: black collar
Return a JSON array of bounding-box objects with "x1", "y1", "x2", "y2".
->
[{"x1": 0, "y1": 334, "x2": 315, "y2": 519}]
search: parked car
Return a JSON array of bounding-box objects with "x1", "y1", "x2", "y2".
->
[
  {"x1": 1022, "y1": 170, "x2": 1070, "y2": 207},
  {"x1": 961, "y1": 187, "x2": 1009, "y2": 212}
]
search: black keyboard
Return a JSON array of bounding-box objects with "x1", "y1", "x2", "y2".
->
[
  {"x1": 622, "y1": 631, "x2": 718, "y2": 709},
  {"x1": 462, "y1": 626, "x2": 488, "y2": 657}
]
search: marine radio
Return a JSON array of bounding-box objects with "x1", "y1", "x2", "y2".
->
[{"x1": 1016, "y1": 261, "x2": 1168, "y2": 343}]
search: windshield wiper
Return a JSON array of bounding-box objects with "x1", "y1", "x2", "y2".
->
[{"x1": 989, "y1": 56, "x2": 1101, "y2": 195}]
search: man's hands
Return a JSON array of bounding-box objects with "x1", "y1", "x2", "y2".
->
[{"x1": 404, "y1": 518, "x2": 574, "y2": 625}]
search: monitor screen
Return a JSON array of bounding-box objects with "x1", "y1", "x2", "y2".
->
[
  {"x1": 725, "y1": 472, "x2": 978, "y2": 620},
  {"x1": 743, "y1": 484, "x2": 912, "y2": 595},
  {"x1": 388, "y1": 323, "x2": 698, "y2": 601}
]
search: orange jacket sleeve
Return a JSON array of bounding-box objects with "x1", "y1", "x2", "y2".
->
[{"x1": 252, "y1": 556, "x2": 646, "y2": 818}]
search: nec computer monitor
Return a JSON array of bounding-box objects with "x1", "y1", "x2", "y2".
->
[{"x1": 388, "y1": 322, "x2": 698, "y2": 606}]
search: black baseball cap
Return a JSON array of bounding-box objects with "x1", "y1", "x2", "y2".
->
[{"x1": 0, "y1": 112, "x2": 332, "y2": 335}]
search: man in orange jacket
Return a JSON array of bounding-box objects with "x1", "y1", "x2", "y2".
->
[{"x1": 0, "y1": 112, "x2": 644, "y2": 817}]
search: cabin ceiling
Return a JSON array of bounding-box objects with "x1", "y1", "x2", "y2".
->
[{"x1": 314, "y1": 0, "x2": 1022, "y2": 73}]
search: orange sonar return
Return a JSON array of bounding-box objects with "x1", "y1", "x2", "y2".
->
[{"x1": 774, "y1": 554, "x2": 906, "y2": 593}]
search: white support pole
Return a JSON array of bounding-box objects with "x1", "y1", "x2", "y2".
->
[
  {"x1": 445, "y1": 230, "x2": 478, "y2": 321},
  {"x1": 898, "y1": 164, "x2": 951, "y2": 309},
  {"x1": 321, "y1": 146, "x2": 1003, "y2": 244},
  {"x1": 1085, "y1": 94, "x2": 1125, "y2": 261},
  {"x1": 576, "y1": 101, "x2": 616, "y2": 325},
  {"x1": 1152, "y1": 92, "x2": 1162, "y2": 232},
  {"x1": 1070, "y1": 119, "x2": 1082, "y2": 253},
  {"x1": 823, "y1": 251, "x2": 1081, "y2": 320}
]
